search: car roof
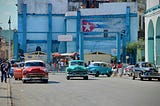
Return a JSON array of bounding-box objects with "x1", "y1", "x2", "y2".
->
[{"x1": 25, "y1": 60, "x2": 44, "y2": 63}]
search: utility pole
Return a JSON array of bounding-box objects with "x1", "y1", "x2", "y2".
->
[{"x1": 8, "y1": 16, "x2": 11, "y2": 60}]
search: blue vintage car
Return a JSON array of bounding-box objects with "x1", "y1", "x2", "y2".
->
[
  {"x1": 65, "y1": 60, "x2": 88, "y2": 80},
  {"x1": 87, "y1": 62, "x2": 113, "y2": 77}
]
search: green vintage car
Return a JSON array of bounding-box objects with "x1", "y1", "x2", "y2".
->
[{"x1": 65, "y1": 60, "x2": 88, "y2": 80}]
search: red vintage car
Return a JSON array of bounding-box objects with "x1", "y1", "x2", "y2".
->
[
  {"x1": 22, "y1": 60, "x2": 48, "y2": 83},
  {"x1": 14, "y1": 62, "x2": 24, "y2": 80}
]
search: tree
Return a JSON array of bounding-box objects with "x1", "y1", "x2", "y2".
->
[{"x1": 126, "y1": 42, "x2": 138, "y2": 64}]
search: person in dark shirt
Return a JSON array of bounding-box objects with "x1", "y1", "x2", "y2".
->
[{"x1": 1, "y1": 60, "x2": 7, "y2": 83}]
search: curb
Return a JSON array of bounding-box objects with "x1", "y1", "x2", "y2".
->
[{"x1": 7, "y1": 78, "x2": 12, "y2": 106}]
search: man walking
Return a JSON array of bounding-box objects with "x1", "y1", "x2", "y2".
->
[{"x1": 1, "y1": 60, "x2": 7, "y2": 83}]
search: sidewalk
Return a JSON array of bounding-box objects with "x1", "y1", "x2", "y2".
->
[{"x1": 0, "y1": 78, "x2": 11, "y2": 106}]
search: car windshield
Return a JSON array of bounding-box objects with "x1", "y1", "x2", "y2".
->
[
  {"x1": 141, "y1": 63, "x2": 155, "y2": 67},
  {"x1": 70, "y1": 61, "x2": 84, "y2": 66},
  {"x1": 93, "y1": 63, "x2": 100, "y2": 66},
  {"x1": 25, "y1": 62, "x2": 45, "y2": 67}
]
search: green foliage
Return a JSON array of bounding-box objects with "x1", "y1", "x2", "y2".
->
[{"x1": 126, "y1": 42, "x2": 138, "y2": 54}]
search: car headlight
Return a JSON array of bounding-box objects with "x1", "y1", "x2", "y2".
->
[{"x1": 67, "y1": 68, "x2": 72, "y2": 73}]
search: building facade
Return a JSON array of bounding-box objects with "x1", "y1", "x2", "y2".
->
[
  {"x1": 145, "y1": 0, "x2": 160, "y2": 65},
  {"x1": 15, "y1": 0, "x2": 138, "y2": 63}
]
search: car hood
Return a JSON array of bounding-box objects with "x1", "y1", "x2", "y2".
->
[
  {"x1": 24, "y1": 66, "x2": 46, "y2": 73},
  {"x1": 67, "y1": 65, "x2": 86, "y2": 71}
]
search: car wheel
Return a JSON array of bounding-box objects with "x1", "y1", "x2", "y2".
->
[
  {"x1": 133, "y1": 76, "x2": 136, "y2": 80},
  {"x1": 95, "y1": 72, "x2": 99, "y2": 77},
  {"x1": 44, "y1": 79, "x2": 48, "y2": 83},
  {"x1": 15, "y1": 78, "x2": 18, "y2": 80},
  {"x1": 106, "y1": 74, "x2": 111, "y2": 77},
  {"x1": 22, "y1": 80, "x2": 26, "y2": 83},
  {"x1": 140, "y1": 77, "x2": 143, "y2": 81},
  {"x1": 158, "y1": 78, "x2": 160, "y2": 81},
  {"x1": 84, "y1": 76, "x2": 88, "y2": 80},
  {"x1": 67, "y1": 76, "x2": 70, "y2": 80},
  {"x1": 148, "y1": 78, "x2": 152, "y2": 81}
]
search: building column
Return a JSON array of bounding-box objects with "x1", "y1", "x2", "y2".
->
[
  {"x1": 77, "y1": 11, "x2": 84, "y2": 60},
  {"x1": 47, "y1": 3, "x2": 52, "y2": 63},
  {"x1": 126, "y1": 6, "x2": 130, "y2": 41},
  {"x1": 117, "y1": 32, "x2": 121, "y2": 62},
  {"x1": 13, "y1": 32, "x2": 18, "y2": 60},
  {"x1": 122, "y1": 6, "x2": 131, "y2": 63},
  {"x1": 76, "y1": 11, "x2": 80, "y2": 53},
  {"x1": 22, "y1": 4, "x2": 27, "y2": 53},
  {"x1": 64, "y1": 19, "x2": 67, "y2": 53}
]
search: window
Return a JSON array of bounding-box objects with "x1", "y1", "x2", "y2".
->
[{"x1": 104, "y1": 30, "x2": 108, "y2": 37}]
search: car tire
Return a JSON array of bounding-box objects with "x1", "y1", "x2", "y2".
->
[
  {"x1": 44, "y1": 79, "x2": 48, "y2": 83},
  {"x1": 95, "y1": 72, "x2": 99, "y2": 77},
  {"x1": 15, "y1": 78, "x2": 18, "y2": 80},
  {"x1": 140, "y1": 77, "x2": 143, "y2": 81},
  {"x1": 106, "y1": 74, "x2": 111, "y2": 77},
  {"x1": 133, "y1": 76, "x2": 136, "y2": 80},
  {"x1": 67, "y1": 76, "x2": 70, "y2": 80},
  {"x1": 148, "y1": 78, "x2": 152, "y2": 81},
  {"x1": 84, "y1": 76, "x2": 88, "y2": 80},
  {"x1": 158, "y1": 78, "x2": 160, "y2": 81},
  {"x1": 22, "y1": 80, "x2": 26, "y2": 83}
]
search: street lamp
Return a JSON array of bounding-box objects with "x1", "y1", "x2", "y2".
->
[{"x1": 8, "y1": 16, "x2": 11, "y2": 60}]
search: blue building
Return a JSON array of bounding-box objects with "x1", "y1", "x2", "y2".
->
[{"x1": 14, "y1": 0, "x2": 138, "y2": 63}]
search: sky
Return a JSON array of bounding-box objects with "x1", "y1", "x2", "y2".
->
[{"x1": 0, "y1": 0, "x2": 17, "y2": 30}]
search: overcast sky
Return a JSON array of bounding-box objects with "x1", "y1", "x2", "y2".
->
[{"x1": 0, "y1": 0, "x2": 17, "y2": 30}]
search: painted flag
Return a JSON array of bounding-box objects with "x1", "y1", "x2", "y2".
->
[
  {"x1": 82, "y1": 20, "x2": 108, "y2": 32},
  {"x1": 82, "y1": 20, "x2": 95, "y2": 32}
]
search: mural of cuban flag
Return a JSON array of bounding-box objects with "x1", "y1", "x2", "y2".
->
[
  {"x1": 81, "y1": 18, "x2": 126, "y2": 54},
  {"x1": 81, "y1": 19, "x2": 125, "y2": 37}
]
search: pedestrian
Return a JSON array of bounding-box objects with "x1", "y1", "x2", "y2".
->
[
  {"x1": 117, "y1": 62, "x2": 123, "y2": 77},
  {"x1": 7, "y1": 61, "x2": 11, "y2": 78},
  {"x1": 1, "y1": 60, "x2": 7, "y2": 83},
  {"x1": 60, "y1": 60, "x2": 64, "y2": 71},
  {"x1": 112, "y1": 64, "x2": 118, "y2": 77}
]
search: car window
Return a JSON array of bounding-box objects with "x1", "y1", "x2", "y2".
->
[
  {"x1": 93, "y1": 63, "x2": 100, "y2": 66},
  {"x1": 135, "y1": 64, "x2": 139, "y2": 67},
  {"x1": 142, "y1": 63, "x2": 146, "y2": 67},
  {"x1": 101, "y1": 63, "x2": 106, "y2": 67},
  {"x1": 25, "y1": 62, "x2": 45, "y2": 67},
  {"x1": 71, "y1": 62, "x2": 84, "y2": 66},
  {"x1": 141, "y1": 63, "x2": 155, "y2": 67},
  {"x1": 146, "y1": 63, "x2": 155, "y2": 67}
]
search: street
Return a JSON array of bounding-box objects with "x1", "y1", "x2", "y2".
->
[{"x1": 10, "y1": 73, "x2": 160, "y2": 106}]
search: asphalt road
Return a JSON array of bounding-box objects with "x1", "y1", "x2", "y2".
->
[{"x1": 10, "y1": 73, "x2": 160, "y2": 106}]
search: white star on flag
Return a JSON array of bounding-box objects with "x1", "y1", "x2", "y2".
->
[{"x1": 83, "y1": 23, "x2": 91, "y2": 32}]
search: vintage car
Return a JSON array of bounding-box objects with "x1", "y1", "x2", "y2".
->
[
  {"x1": 123, "y1": 65, "x2": 134, "y2": 76},
  {"x1": 87, "y1": 62, "x2": 113, "y2": 77},
  {"x1": 22, "y1": 60, "x2": 48, "y2": 83},
  {"x1": 65, "y1": 60, "x2": 88, "y2": 80},
  {"x1": 133, "y1": 62, "x2": 160, "y2": 81},
  {"x1": 13, "y1": 62, "x2": 24, "y2": 80}
]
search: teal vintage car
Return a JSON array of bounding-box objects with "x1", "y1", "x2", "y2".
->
[
  {"x1": 87, "y1": 62, "x2": 113, "y2": 77},
  {"x1": 65, "y1": 60, "x2": 88, "y2": 80}
]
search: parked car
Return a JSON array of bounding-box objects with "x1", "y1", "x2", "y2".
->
[
  {"x1": 132, "y1": 62, "x2": 160, "y2": 81},
  {"x1": 65, "y1": 60, "x2": 88, "y2": 80},
  {"x1": 14, "y1": 62, "x2": 24, "y2": 80},
  {"x1": 87, "y1": 62, "x2": 113, "y2": 77},
  {"x1": 22, "y1": 60, "x2": 48, "y2": 83},
  {"x1": 123, "y1": 65, "x2": 134, "y2": 76}
]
